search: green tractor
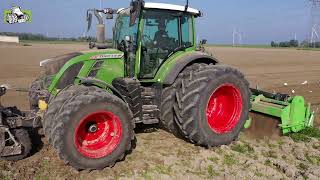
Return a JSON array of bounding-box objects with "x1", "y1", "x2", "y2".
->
[
  {"x1": 32, "y1": 0, "x2": 251, "y2": 169},
  {"x1": 0, "y1": 0, "x2": 314, "y2": 170}
]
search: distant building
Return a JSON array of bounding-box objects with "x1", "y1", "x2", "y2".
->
[{"x1": 0, "y1": 35, "x2": 19, "y2": 43}]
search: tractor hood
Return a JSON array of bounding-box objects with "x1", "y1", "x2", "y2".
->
[
  {"x1": 41, "y1": 49, "x2": 125, "y2": 94},
  {"x1": 39, "y1": 49, "x2": 124, "y2": 76},
  {"x1": 40, "y1": 52, "x2": 83, "y2": 76}
]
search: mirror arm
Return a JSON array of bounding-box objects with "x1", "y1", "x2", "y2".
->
[{"x1": 86, "y1": 10, "x2": 94, "y2": 32}]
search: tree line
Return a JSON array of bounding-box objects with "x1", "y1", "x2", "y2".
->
[
  {"x1": 271, "y1": 39, "x2": 320, "y2": 48},
  {"x1": 0, "y1": 32, "x2": 96, "y2": 42}
]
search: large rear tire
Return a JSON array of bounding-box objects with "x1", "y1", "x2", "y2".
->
[
  {"x1": 48, "y1": 85, "x2": 134, "y2": 170},
  {"x1": 173, "y1": 64, "x2": 250, "y2": 147},
  {"x1": 160, "y1": 86, "x2": 182, "y2": 136},
  {"x1": 159, "y1": 66, "x2": 197, "y2": 137}
]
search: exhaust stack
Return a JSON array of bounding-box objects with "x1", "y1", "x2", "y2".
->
[
  {"x1": 94, "y1": 10, "x2": 105, "y2": 44},
  {"x1": 96, "y1": 24, "x2": 105, "y2": 44},
  {"x1": 87, "y1": 8, "x2": 116, "y2": 49}
]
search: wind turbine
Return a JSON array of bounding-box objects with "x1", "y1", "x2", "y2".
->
[
  {"x1": 233, "y1": 28, "x2": 242, "y2": 46},
  {"x1": 311, "y1": 24, "x2": 319, "y2": 46},
  {"x1": 309, "y1": 0, "x2": 320, "y2": 45}
]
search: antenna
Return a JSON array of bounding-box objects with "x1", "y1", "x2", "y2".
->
[{"x1": 185, "y1": 0, "x2": 189, "y2": 11}]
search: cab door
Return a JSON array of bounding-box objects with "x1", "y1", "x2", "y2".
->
[{"x1": 139, "y1": 10, "x2": 194, "y2": 79}]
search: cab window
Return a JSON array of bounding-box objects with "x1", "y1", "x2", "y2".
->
[{"x1": 140, "y1": 10, "x2": 193, "y2": 78}]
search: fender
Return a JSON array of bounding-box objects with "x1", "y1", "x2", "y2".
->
[
  {"x1": 163, "y1": 51, "x2": 219, "y2": 85},
  {"x1": 77, "y1": 77, "x2": 128, "y2": 103}
]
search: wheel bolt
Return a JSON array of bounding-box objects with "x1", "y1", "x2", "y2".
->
[{"x1": 88, "y1": 124, "x2": 98, "y2": 133}]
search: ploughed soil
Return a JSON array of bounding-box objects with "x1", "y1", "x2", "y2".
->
[{"x1": 0, "y1": 43, "x2": 320, "y2": 179}]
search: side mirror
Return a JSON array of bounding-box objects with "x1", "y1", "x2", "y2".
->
[
  {"x1": 130, "y1": 0, "x2": 144, "y2": 26},
  {"x1": 129, "y1": 7, "x2": 138, "y2": 26},
  {"x1": 106, "y1": 14, "x2": 113, "y2": 19},
  {"x1": 104, "y1": 8, "x2": 115, "y2": 19},
  {"x1": 87, "y1": 13, "x2": 93, "y2": 32},
  {"x1": 200, "y1": 39, "x2": 207, "y2": 45},
  {"x1": 125, "y1": 35, "x2": 132, "y2": 42}
]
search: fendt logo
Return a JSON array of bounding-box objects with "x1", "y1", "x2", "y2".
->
[{"x1": 4, "y1": 6, "x2": 32, "y2": 24}]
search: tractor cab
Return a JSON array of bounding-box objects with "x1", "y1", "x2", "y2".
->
[{"x1": 89, "y1": 1, "x2": 202, "y2": 79}]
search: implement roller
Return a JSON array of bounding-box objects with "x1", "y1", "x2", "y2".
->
[{"x1": 248, "y1": 88, "x2": 314, "y2": 134}]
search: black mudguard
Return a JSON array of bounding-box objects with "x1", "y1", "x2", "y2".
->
[{"x1": 163, "y1": 51, "x2": 219, "y2": 85}]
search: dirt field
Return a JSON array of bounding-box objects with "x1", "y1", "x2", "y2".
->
[{"x1": 0, "y1": 43, "x2": 319, "y2": 179}]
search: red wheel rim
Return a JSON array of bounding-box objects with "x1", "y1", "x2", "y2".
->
[
  {"x1": 74, "y1": 111, "x2": 122, "y2": 159},
  {"x1": 206, "y1": 84, "x2": 243, "y2": 134}
]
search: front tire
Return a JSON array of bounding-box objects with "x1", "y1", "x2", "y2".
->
[
  {"x1": 174, "y1": 64, "x2": 250, "y2": 147},
  {"x1": 43, "y1": 85, "x2": 87, "y2": 144},
  {"x1": 48, "y1": 85, "x2": 134, "y2": 170}
]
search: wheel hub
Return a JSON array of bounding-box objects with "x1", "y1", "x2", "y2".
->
[
  {"x1": 88, "y1": 123, "x2": 98, "y2": 133},
  {"x1": 74, "y1": 111, "x2": 122, "y2": 159},
  {"x1": 206, "y1": 84, "x2": 243, "y2": 134}
]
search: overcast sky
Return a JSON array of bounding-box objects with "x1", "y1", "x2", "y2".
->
[{"x1": 0, "y1": 0, "x2": 314, "y2": 44}]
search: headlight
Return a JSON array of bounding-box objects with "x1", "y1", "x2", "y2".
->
[
  {"x1": 40, "y1": 59, "x2": 52, "y2": 67},
  {"x1": 39, "y1": 52, "x2": 82, "y2": 75}
]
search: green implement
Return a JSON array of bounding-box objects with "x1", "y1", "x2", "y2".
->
[{"x1": 249, "y1": 88, "x2": 315, "y2": 134}]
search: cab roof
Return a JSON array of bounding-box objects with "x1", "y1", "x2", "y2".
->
[
  {"x1": 144, "y1": 2, "x2": 201, "y2": 16},
  {"x1": 117, "y1": 2, "x2": 202, "y2": 17}
]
